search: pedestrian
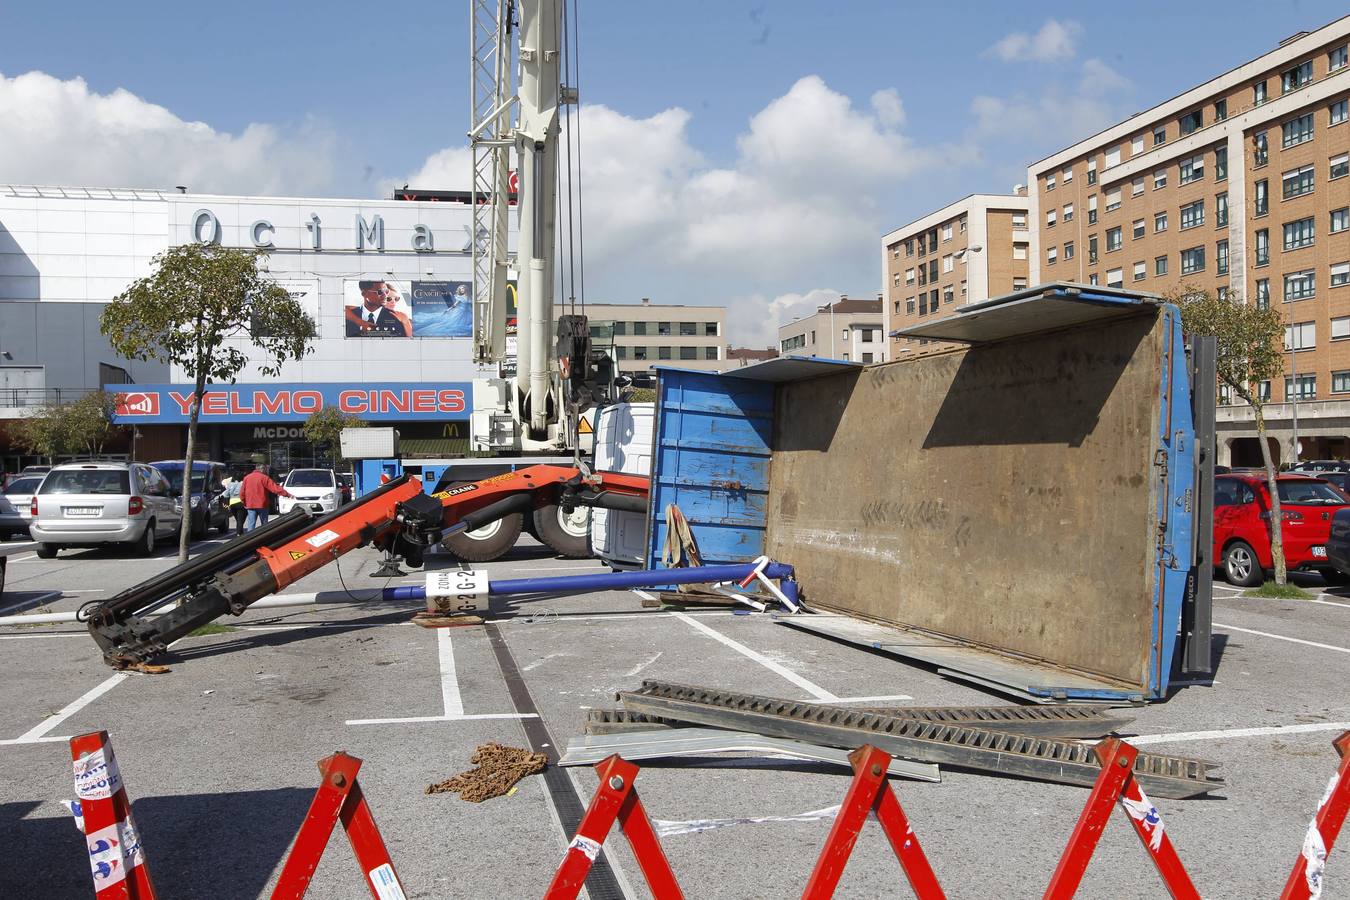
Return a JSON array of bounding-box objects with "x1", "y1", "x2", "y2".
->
[
  {"x1": 223, "y1": 476, "x2": 247, "y2": 536},
  {"x1": 240, "y1": 464, "x2": 293, "y2": 531}
]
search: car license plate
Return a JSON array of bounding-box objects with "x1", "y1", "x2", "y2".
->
[
  {"x1": 1312, "y1": 545, "x2": 1327, "y2": 558},
  {"x1": 64, "y1": 507, "x2": 100, "y2": 517}
]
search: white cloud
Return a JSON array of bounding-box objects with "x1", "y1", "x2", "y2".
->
[
  {"x1": 734, "y1": 287, "x2": 844, "y2": 352},
  {"x1": 986, "y1": 19, "x2": 1083, "y2": 63},
  {"x1": 0, "y1": 70, "x2": 339, "y2": 196},
  {"x1": 970, "y1": 58, "x2": 1133, "y2": 142}
]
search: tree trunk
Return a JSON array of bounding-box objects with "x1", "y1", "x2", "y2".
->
[
  {"x1": 178, "y1": 375, "x2": 205, "y2": 565},
  {"x1": 1253, "y1": 402, "x2": 1287, "y2": 584}
]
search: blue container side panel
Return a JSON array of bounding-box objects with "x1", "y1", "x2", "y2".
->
[
  {"x1": 1150, "y1": 303, "x2": 1197, "y2": 697},
  {"x1": 647, "y1": 370, "x2": 775, "y2": 569}
]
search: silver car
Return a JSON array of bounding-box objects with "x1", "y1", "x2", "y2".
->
[
  {"x1": 1, "y1": 474, "x2": 44, "y2": 540},
  {"x1": 30, "y1": 462, "x2": 182, "y2": 558}
]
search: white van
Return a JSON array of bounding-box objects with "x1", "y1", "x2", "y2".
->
[{"x1": 590, "y1": 402, "x2": 654, "y2": 569}]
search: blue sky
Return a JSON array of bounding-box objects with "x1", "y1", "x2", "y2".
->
[{"x1": 2, "y1": 1, "x2": 1347, "y2": 345}]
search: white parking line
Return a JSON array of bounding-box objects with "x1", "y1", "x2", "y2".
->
[
  {"x1": 672, "y1": 612, "x2": 840, "y2": 702},
  {"x1": 0, "y1": 634, "x2": 87, "y2": 640},
  {"x1": 1215, "y1": 622, "x2": 1350, "y2": 654},
  {"x1": 1128, "y1": 720, "x2": 1350, "y2": 745},
  {"x1": 813, "y1": 694, "x2": 915, "y2": 704},
  {"x1": 10, "y1": 673, "x2": 130, "y2": 744},
  {"x1": 1220, "y1": 589, "x2": 1350, "y2": 609}
]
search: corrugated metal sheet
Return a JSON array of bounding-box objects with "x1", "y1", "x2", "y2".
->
[
  {"x1": 645, "y1": 370, "x2": 774, "y2": 568},
  {"x1": 895, "y1": 283, "x2": 1160, "y2": 344}
]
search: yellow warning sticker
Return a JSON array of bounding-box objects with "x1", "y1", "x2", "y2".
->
[
  {"x1": 577, "y1": 417, "x2": 593, "y2": 434},
  {"x1": 289, "y1": 550, "x2": 307, "y2": 561}
]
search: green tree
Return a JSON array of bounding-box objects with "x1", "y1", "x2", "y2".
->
[
  {"x1": 303, "y1": 407, "x2": 368, "y2": 465},
  {"x1": 13, "y1": 390, "x2": 124, "y2": 459},
  {"x1": 101, "y1": 244, "x2": 315, "y2": 563},
  {"x1": 1172, "y1": 284, "x2": 1290, "y2": 584}
]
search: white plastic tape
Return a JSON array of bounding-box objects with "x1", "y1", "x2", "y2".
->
[
  {"x1": 568, "y1": 834, "x2": 602, "y2": 861},
  {"x1": 426, "y1": 570, "x2": 489, "y2": 613},
  {"x1": 73, "y1": 748, "x2": 122, "y2": 801},
  {"x1": 1302, "y1": 772, "x2": 1340, "y2": 899},
  {"x1": 1119, "y1": 788, "x2": 1165, "y2": 852}
]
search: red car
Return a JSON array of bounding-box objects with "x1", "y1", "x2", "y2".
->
[{"x1": 1214, "y1": 473, "x2": 1350, "y2": 585}]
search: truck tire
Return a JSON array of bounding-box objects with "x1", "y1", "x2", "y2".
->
[
  {"x1": 440, "y1": 483, "x2": 522, "y2": 562},
  {"x1": 533, "y1": 502, "x2": 592, "y2": 558}
]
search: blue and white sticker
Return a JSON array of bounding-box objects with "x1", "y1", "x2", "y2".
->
[
  {"x1": 367, "y1": 863, "x2": 407, "y2": 900},
  {"x1": 73, "y1": 748, "x2": 122, "y2": 801}
]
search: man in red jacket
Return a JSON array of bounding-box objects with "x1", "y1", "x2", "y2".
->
[{"x1": 240, "y1": 464, "x2": 293, "y2": 531}]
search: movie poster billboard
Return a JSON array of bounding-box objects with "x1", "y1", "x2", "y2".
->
[
  {"x1": 410, "y1": 281, "x2": 474, "y2": 337},
  {"x1": 254, "y1": 278, "x2": 320, "y2": 337},
  {"x1": 343, "y1": 280, "x2": 414, "y2": 338}
]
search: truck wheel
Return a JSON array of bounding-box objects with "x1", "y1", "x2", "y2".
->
[
  {"x1": 440, "y1": 484, "x2": 522, "y2": 562},
  {"x1": 35, "y1": 543, "x2": 57, "y2": 560},
  {"x1": 1223, "y1": 540, "x2": 1263, "y2": 587},
  {"x1": 533, "y1": 502, "x2": 592, "y2": 558}
]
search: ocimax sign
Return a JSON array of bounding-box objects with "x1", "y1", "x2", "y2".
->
[{"x1": 108, "y1": 382, "x2": 470, "y2": 424}]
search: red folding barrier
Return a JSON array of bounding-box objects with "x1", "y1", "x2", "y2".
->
[
  {"x1": 69, "y1": 731, "x2": 158, "y2": 900},
  {"x1": 1280, "y1": 730, "x2": 1350, "y2": 900},
  {"x1": 1043, "y1": 738, "x2": 1199, "y2": 900},
  {"x1": 270, "y1": 751, "x2": 407, "y2": 900},
  {"x1": 801, "y1": 744, "x2": 945, "y2": 900},
  {"x1": 543, "y1": 754, "x2": 685, "y2": 900}
]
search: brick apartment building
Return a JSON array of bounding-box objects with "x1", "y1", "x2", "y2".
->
[
  {"x1": 885, "y1": 16, "x2": 1350, "y2": 465},
  {"x1": 882, "y1": 194, "x2": 1031, "y2": 355}
]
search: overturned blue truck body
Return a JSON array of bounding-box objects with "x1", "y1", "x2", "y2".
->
[{"x1": 643, "y1": 283, "x2": 1215, "y2": 703}]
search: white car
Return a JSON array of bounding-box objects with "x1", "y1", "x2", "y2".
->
[{"x1": 278, "y1": 468, "x2": 341, "y2": 515}]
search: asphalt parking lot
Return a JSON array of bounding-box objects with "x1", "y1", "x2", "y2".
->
[{"x1": 2, "y1": 536, "x2": 1349, "y2": 899}]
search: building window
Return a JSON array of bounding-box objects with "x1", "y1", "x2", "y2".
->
[
  {"x1": 1282, "y1": 113, "x2": 1314, "y2": 148},
  {"x1": 943, "y1": 286, "x2": 954, "y2": 305},
  {"x1": 1155, "y1": 255, "x2": 1169, "y2": 276},
  {"x1": 706, "y1": 322, "x2": 719, "y2": 336},
  {"x1": 1013, "y1": 242, "x2": 1028, "y2": 260},
  {"x1": 1106, "y1": 267, "x2": 1124, "y2": 288},
  {"x1": 1179, "y1": 110, "x2": 1203, "y2": 136},
  {"x1": 1254, "y1": 179, "x2": 1269, "y2": 216},
  {"x1": 614, "y1": 345, "x2": 627, "y2": 360},
  {"x1": 1133, "y1": 260, "x2": 1147, "y2": 281},
  {"x1": 1180, "y1": 200, "x2": 1205, "y2": 230},
  {"x1": 1255, "y1": 278, "x2": 1270, "y2": 309},
  {"x1": 1105, "y1": 146, "x2": 1121, "y2": 167},
  {"x1": 960, "y1": 279, "x2": 967, "y2": 297},
  {"x1": 633, "y1": 321, "x2": 648, "y2": 336},
  {"x1": 1013, "y1": 277, "x2": 1028, "y2": 290},
  {"x1": 1216, "y1": 239, "x2": 1229, "y2": 275},
  {"x1": 1284, "y1": 270, "x2": 1316, "y2": 301},
  {"x1": 658, "y1": 321, "x2": 671, "y2": 335},
  {"x1": 1131, "y1": 134, "x2": 1144, "y2": 155},
  {"x1": 1154, "y1": 211, "x2": 1168, "y2": 232},
  {"x1": 1064, "y1": 241, "x2": 1075, "y2": 261},
  {"x1": 1179, "y1": 155, "x2": 1205, "y2": 184},
  {"x1": 1063, "y1": 202, "x2": 1074, "y2": 222},
  {"x1": 680, "y1": 321, "x2": 697, "y2": 336},
  {"x1": 1047, "y1": 246, "x2": 1058, "y2": 265},
  {"x1": 1087, "y1": 194, "x2": 1098, "y2": 224},
  {"x1": 1332, "y1": 100, "x2": 1349, "y2": 126},
  {"x1": 1106, "y1": 227, "x2": 1122, "y2": 252},
  {"x1": 1286, "y1": 375, "x2": 1317, "y2": 400},
  {"x1": 1046, "y1": 209, "x2": 1057, "y2": 228},
  {"x1": 1286, "y1": 320, "x2": 1316, "y2": 350},
  {"x1": 841, "y1": 329, "x2": 849, "y2": 342},
  {"x1": 1087, "y1": 160, "x2": 1097, "y2": 184},
  {"x1": 1335, "y1": 316, "x2": 1350, "y2": 339},
  {"x1": 1257, "y1": 381, "x2": 1272, "y2": 401},
  {"x1": 1332, "y1": 207, "x2": 1349, "y2": 234},
  {"x1": 1046, "y1": 173, "x2": 1056, "y2": 191},
  {"x1": 905, "y1": 297, "x2": 916, "y2": 315},
  {"x1": 1153, "y1": 126, "x2": 1166, "y2": 145},
  {"x1": 1153, "y1": 170, "x2": 1167, "y2": 190},
  {"x1": 942, "y1": 253, "x2": 954, "y2": 273},
  {"x1": 1215, "y1": 98, "x2": 1228, "y2": 121},
  {"x1": 905, "y1": 240, "x2": 914, "y2": 257},
  {"x1": 1332, "y1": 152, "x2": 1350, "y2": 180},
  {"x1": 1216, "y1": 192, "x2": 1229, "y2": 227},
  {"x1": 1181, "y1": 246, "x2": 1206, "y2": 274},
  {"x1": 680, "y1": 346, "x2": 697, "y2": 360},
  {"x1": 905, "y1": 268, "x2": 915, "y2": 284},
  {"x1": 941, "y1": 223, "x2": 952, "y2": 242},
  {"x1": 1283, "y1": 217, "x2": 1315, "y2": 251},
  {"x1": 658, "y1": 346, "x2": 672, "y2": 360},
  {"x1": 929, "y1": 260, "x2": 938, "y2": 281},
  {"x1": 861, "y1": 328, "x2": 874, "y2": 343},
  {"x1": 1255, "y1": 229, "x2": 1270, "y2": 266},
  {"x1": 1332, "y1": 45, "x2": 1349, "y2": 71},
  {"x1": 861, "y1": 353, "x2": 874, "y2": 364},
  {"x1": 1012, "y1": 212, "x2": 1028, "y2": 230},
  {"x1": 634, "y1": 345, "x2": 649, "y2": 359},
  {"x1": 1131, "y1": 176, "x2": 1144, "y2": 197},
  {"x1": 705, "y1": 346, "x2": 719, "y2": 360},
  {"x1": 960, "y1": 214, "x2": 969, "y2": 231},
  {"x1": 1283, "y1": 164, "x2": 1315, "y2": 199},
  {"x1": 1089, "y1": 274, "x2": 1100, "y2": 285},
  {"x1": 1281, "y1": 60, "x2": 1313, "y2": 94},
  {"x1": 1332, "y1": 261, "x2": 1350, "y2": 288},
  {"x1": 1215, "y1": 146, "x2": 1227, "y2": 180},
  {"x1": 1132, "y1": 219, "x2": 1146, "y2": 240},
  {"x1": 1089, "y1": 234, "x2": 1099, "y2": 263},
  {"x1": 1253, "y1": 80, "x2": 1268, "y2": 106},
  {"x1": 1105, "y1": 187, "x2": 1121, "y2": 211},
  {"x1": 1254, "y1": 131, "x2": 1269, "y2": 167},
  {"x1": 1334, "y1": 371, "x2": 1350, "y2": 393}
]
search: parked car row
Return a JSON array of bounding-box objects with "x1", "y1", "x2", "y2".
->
[
  {"x1": 2, "y1": 460, "x2": 349, "y2": 557},
  {"x1": 1213, "y1": 471, "x2": 1350, "y2": 586}
]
